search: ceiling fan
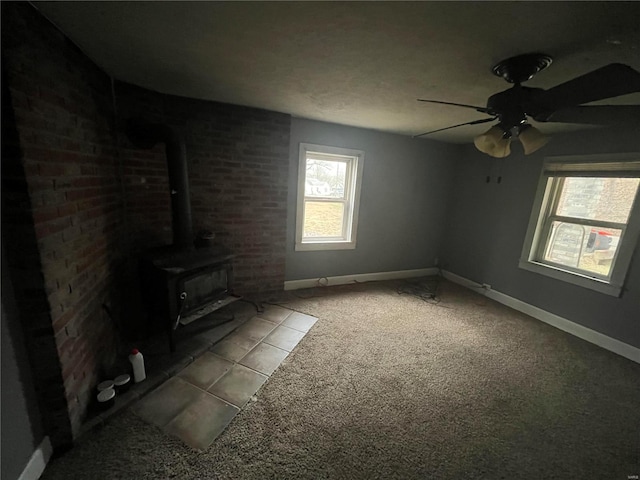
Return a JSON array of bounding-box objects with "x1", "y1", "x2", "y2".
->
[{"x1": 415, "y1": 53, "x2": 640, "y2": 158}]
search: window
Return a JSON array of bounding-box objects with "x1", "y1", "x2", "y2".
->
[
  {"x1": 295, "y1": 143, "x2": 364, "y2": 251},
  {"x1": 520, "y1": 154, "x2": 640, "y2": 296}
]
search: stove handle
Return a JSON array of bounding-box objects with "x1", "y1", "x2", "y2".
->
[{"x1": 174, "y1": 292, "x2": 188, "y2": 330}]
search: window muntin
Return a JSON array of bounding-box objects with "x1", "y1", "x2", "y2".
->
[
  {"x1": 520, "y1": 155, "x2": 640, "y2": 296},
  {"x1": 296, "y1": 144, "x2": 364, "y2": 251}
]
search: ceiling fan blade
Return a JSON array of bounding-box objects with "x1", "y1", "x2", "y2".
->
[
  {"x1": 413, "y1": 117, "x2": 496, "y2": 138},
  {"x1": 417, "y1": 99, "x2": 492, "y2": 114},
  {"x1": 528, "y1": 64, "x2": 640, "y2": 115},
  {"x1": 536, "y1": 105, "x2": 640, "y2": 125}
]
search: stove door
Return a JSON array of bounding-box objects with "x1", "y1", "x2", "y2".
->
[{"x1": 179, "y1": 266, "x2": 229, "y2": 314}]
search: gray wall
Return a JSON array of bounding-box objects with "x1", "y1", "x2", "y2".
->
[
  {"x1": 286, "y1": 118, "x2": 459, "y2": 281},
  {"x1": 442, "y1": 127, "x2": 640, "y2": 348},
  {"x1": 1, "y1": 246, "x2": 45, "y2": 480}
]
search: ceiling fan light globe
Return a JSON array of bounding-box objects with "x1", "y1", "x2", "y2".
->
[
  {"x1": 519, "y1": 125, "x2": 550, "y2": 155},
  {"x1": 474, "y1": 126, "x2": 512, "y2": 158}
]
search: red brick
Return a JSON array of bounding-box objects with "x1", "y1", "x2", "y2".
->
[
  {"x1": 38, "y1": 163, "x2": 67, "y2": 176},
  {"x1": 32, "y1": 205, "x2": 59, "y2": 223},
  {"x1": 48, "y1": 150, "x2": 83, "y2": 164},
  {"x1": 35, "y1": 217, "x2": 72, "y2": 239},
  {"x1": 57, "y1": 203, "x2": 77, "y2": 217}
]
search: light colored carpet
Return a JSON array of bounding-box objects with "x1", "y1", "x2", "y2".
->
[{"x1": 42, "y1": 278, "x2": 640, "y2": 479}]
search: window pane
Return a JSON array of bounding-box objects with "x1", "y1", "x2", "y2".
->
[
  {"x1": 303, "y1": 201, "x2": 345, "y2": 238},
  {"x1": 305, "y1": 159, "x2": 347, "y2": 198},
  {"x1": 556, "y1": 177, "x2": 639, "y2": 223},
  {"x1": 544, "y1": 221, "x2": 622, "y2": 277}
]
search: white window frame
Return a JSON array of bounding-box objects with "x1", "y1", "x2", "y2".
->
[
  {"x1": 295, "y1": 143, "x2": 364, "y2": 251},
  {"x1": 519, "y1": 153, "x2": 640, "y2": 297}
]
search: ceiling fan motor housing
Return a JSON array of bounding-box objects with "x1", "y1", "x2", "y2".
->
[{"x1": 487, "y1": 85, "x2": 547, "y2": 131}]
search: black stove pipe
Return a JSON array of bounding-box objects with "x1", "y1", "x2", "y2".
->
[{"x1": 126, "y1": 118, "x2": 193, "y2": 250}]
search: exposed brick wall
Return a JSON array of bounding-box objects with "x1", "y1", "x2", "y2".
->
[
  {"x1": 2, "y1": 75, "x2": 73, "y2": 449},
  {"x1": 2, "y1": 2, "x2": 290, "y2": 445},
  {"x1": 121, "y1": 141, "x2": 172, "y2": 250},
  {"x1": 115, "y1": 84, "x2": 291, "y2": 300},
  {"x1": 2, "y1": 3, "x2": 124, "y2": 440},
  {"x1": 112, "y1": 83, "x2": 173, "y2": 251}
]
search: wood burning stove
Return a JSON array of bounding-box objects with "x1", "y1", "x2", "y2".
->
[
  {"x1": 127, "y1": 118, "x2": 238, "y2": 351},
  {"x1": 140, "y1": 244, "x2": 236, "y2": 351}
]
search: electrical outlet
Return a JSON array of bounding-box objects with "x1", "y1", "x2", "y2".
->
[
  {"x1": 434, "y1": 257, "x2": 439, "y2": 266},
  {"x1": 481, "y1": 283, "x2": 491, "y2": 290}
]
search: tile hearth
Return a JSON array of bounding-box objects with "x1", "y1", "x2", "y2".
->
[{"x1": 132, "y1": 305, "x2": 317, "y2": 450}]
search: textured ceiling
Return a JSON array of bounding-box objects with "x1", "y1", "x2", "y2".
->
[{"x1": 34, "y1": 1, "x2": 640, "y2": 143}]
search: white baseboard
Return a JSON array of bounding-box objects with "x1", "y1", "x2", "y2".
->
[
  {"x1": 18, "y1": 436, "x2": 52, "y2": 480},
  {"x1": 284, "y1": 267, "x2": 439, "y2": 291},
  {"x1": 440, "y1": 270, "x2": 482, "y2": 290},
  {"x1": 442, "y1": 270, "x2": 640, "y2": 364}
]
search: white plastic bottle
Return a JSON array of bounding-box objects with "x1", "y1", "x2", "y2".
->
[{"x1": 129, "y1": 348, "x2": 146, "y2": 383}]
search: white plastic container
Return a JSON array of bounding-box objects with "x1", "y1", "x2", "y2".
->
[{"x1": 128, "y1": 348, "x2": 146, "y2": 383}]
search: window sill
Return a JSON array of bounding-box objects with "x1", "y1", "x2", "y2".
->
[
  {"x1": 518, "y1": 259, "x2": 622, "y2": 297},
  {"x1": 295, "y1": 241, "x2": 356, "y2": 252}
]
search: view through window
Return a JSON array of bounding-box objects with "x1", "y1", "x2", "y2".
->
[
  {"x1": 296, "y1": 144, "x2": 364, "y2": 251},
  {"x1": 304, "y1": 157, "x2": 348, "y2": 238},
  {"x1": 541, "y1": 177, "x2": 639, "y2": 279},
  {"x1": 520, "y1": 156, "x2": 640, "y2": 296}
]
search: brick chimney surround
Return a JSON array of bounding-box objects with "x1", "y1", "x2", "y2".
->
[{"x1": 2, "y1": 2, "x2": 290, "y2": 448}]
